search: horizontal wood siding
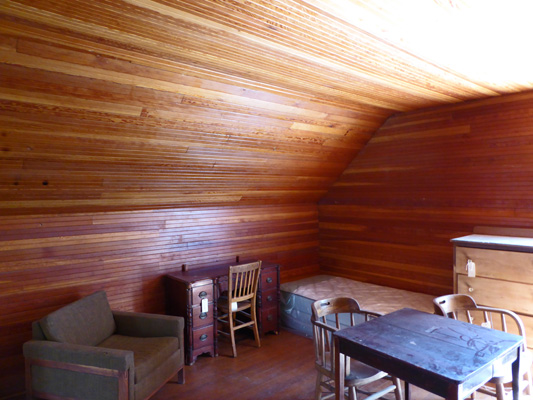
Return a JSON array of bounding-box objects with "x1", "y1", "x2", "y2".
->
[
  {"x1": 2, "y1": 1, "x2": 531, "y2": 217},
  {"x1": 0, "y1": 0, "x2": 397, "y2": 216},
  {"x1": 0, "y1": 204, "x2": 319, "y2": 398},
  {"x1": 319, "y1": 90, "x2": 533, "y2": 296}
]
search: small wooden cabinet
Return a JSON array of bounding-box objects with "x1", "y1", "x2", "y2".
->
[
  {"x1": 452, "y1": 229, "x2": 533, "y2": 349},
  {"x1": 166, "y1": 261, "x2": 280, "y2": 365}
]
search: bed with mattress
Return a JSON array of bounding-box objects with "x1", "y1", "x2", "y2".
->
[{"x1": 280, "y1": 275, "x2": 436, "y2": 338}]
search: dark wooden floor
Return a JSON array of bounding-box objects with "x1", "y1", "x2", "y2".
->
[
  {"x1": 152, "y1": 329, "x2": 316, "y2": 400},
  {"x1": 152, "y1": 329, "x2": 459, "y2": 400}
]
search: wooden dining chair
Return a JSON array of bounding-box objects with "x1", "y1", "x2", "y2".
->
[
  {"x1": 311, "y1": 297, "x2": 403, "y2": 400},
  {"x1": 217, "y1": 261, "x2": 261, "y2": 358},
  {"x1": 433, "y1": 294, "x2": 532, "y2": 400}
]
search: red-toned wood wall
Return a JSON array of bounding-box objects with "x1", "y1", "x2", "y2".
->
[
  {"x1": 320, "y1": 90, "x2": 533, "y2": 296},
  {"x1": 0, "y1": 204, "x2": 318, "y2": 398},
  {"x1": 3, "y1": 2, "x2": 533, "y2": 398}
]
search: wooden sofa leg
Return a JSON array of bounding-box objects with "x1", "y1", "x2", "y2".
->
[
  {"x1": 25, "y1": 359, "x2": 33, "y2": 400},
  {"x1": 177, "y1": 368, "x2": 185, "y2": 384}
]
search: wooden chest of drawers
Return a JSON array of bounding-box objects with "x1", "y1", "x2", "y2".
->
[
  {"x1": 257, "y1": 264, "x2": 280, "y2": 334},
  {"x1": 166, "y1": 261, "x2": 280, "y2": 365},
  {"x1": 165, "y1": 277, "x2": 216, "y2": 365},
  {"x1": 452, "y1": 230, "x2": 533, "y2": 349}
]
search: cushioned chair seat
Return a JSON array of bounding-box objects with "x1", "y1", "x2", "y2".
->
[{"x1": 98, "y1": 335, "x2": 180, "y2": 384}]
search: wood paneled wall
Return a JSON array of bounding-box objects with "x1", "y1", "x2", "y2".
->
[
  {"x1": 0, "y1": 204, "x2": 318, "y2": 398},
  {"x1": 320, "y1": 90, "x2": 533, "y2": 296},
  {"x1": 3, "y1": 1, "x2": 533, "y2": 398},
  {"x1": 0, "y1": 0, "x2": 398, "y2": 217}
]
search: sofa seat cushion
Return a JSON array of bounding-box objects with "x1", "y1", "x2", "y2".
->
[{"x1": 98, "y1": 335, "x2": 180, "y2": 383}]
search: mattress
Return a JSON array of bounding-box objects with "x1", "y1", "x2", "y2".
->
[{"x1": 280, "y1": 275, "x2": 436, "y2": 338}]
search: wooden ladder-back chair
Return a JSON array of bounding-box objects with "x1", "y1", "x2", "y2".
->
[
  {"x1": 217, "y1": 261, "x2": 261, "y2": 358},
  {"x1": 434, "y1": 294, "x2": 532, "y2": 400},
  {"x1": 311, "y1": 297, "x2": 403, "y2": 400}
]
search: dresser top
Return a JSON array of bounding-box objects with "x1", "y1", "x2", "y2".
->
[
  {"x1": 166, "y1": 260, "x2": 278, "y2": 284},
  {"x1": 452, "y1": 234, "x2": 533, "y2": 253}
]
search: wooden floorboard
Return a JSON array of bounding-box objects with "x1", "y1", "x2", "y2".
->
[{"x1": 152, "y1": 329, "x2": 467, "y2": 400}]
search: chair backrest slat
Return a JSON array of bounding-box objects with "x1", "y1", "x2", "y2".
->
[{"x1": 228, "y1": 261, "x2": 261, "y2": 303}]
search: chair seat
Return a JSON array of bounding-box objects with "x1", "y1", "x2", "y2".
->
[
  {"x1": 98, "y1": 335, "x2": 180, "y2": 383},
  {"x1": 218, "y1": 297, "x2": 252, "y2": 313},
  {"x1": 317, "y1": 352, "x2": 388, "y2": 385}
]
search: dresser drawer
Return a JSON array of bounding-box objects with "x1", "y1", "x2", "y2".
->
[
  {"x1": 261, "y1": 288, "x2": 277, "y2": 309},
  {"x1": 455, "y1": 246, "x2": 533, "y2": 283},
  {"x1": 457, "y1": 275, "x2": 533, "y2": 315},
  {"x1": 191, "y1": 283, "x2": 214, "y2": 306},
  {"x1": 192, "y1": 325, "x2": 214, "y2": 349},
  {"x1": 261, "y1": 268, "x2": 277, "y2": 291},
  {"x1": 261, "y1": 306, "x2": 278, "y2": 334},
  {"x1": 192, "y1": 304, "x2": 214, "y2": 328}
]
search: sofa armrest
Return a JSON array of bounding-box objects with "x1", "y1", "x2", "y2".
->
[
  {"x1": 23, "y1": 340, "x2": 134, "y2": 371},
  {"x1": 113, "y1": 310, "x2": 184, "y2": 340},
  {"x1": 24, "y1": 340, "x2": 134, "y2": 400}
]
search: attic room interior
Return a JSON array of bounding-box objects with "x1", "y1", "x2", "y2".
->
[{"x1": 3, "y1": 0, "x2": 533, "y2": 399}]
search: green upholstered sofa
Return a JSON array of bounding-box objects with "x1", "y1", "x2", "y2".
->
[{"x1": 23, "y1": 291, "x2": 184, "y2": 400}]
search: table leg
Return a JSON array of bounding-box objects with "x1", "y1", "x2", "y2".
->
[
  {"x1": 404, "y1": 381, "x2": 410, "y2": 400},
  {"x1": 335, "y1": 336, "x2": 345, "y2": 400},
  {"x1": 512, "y1": 347, "x2": 521, "y2": 400}
]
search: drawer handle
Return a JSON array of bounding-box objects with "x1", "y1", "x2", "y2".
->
[
  {"x1": 267, "y1": 295, "x2": 273, "y2": 302},
  {"x1": 200, "y1": 334, "x2": 208, "y2": 341},
  {"x1": 198, "y1": 291, "x2": 208, "y2": 299},
  {"x1": 266, "y1": 277, "x2": 273, "y2": 284},
  {"x1": 199, "y1": 312, "x2": 208, "y2": 320},
  {"x1": 468, "y1": 287, "x2": 474, "y2": 293},
  {"x1": 267, "y1": 315, "x2": 273, "y2": 321}
]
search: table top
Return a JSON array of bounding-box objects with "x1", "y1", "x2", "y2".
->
[{"x1": 334, "y1": 308, "x2": 523, "y2": 385}]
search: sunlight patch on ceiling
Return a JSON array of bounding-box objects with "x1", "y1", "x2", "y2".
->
[{"x1": 317, "y1": 0, "x2": 533, "y2": 90}]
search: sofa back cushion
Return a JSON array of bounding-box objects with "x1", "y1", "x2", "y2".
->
[{"x1": 39, "y1": 291, "x2": 116, "y2": 346}]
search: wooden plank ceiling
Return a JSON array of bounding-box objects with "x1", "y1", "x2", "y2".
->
[{"x1": 2, "y1": 0, "x2": 533, "y2": 215}]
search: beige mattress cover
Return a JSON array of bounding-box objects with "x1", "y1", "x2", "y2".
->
[{"x1": 281, "y1": 275, "x2": 435, "y2": 315}]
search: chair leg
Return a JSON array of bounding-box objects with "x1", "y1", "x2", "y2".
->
[
  {"x1": 525, "y1": 369, "x2": 533, "y2": 395},
  {"x1": 494, "y1": 383, "x2": 505, "y2": 400},
  {"x1": 314, "y1": 372, "x2": 323, "y2": 400},
  {"x1": 392, "y1": 377, "x2": 403, "y2": 400},
  {"x1": 251, "y1": 304, "x2": 261, "y2": 348},
  {"x1": 348, "y1": 385, "x2": 357, "y2": 400},
  {"x1": 228, "y1": 310, "x2": 237, "y2": 358}
]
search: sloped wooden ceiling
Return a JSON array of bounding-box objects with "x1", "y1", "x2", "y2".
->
[{"x1": 2, "y1": 0, "x2": 533, "y2": 215}]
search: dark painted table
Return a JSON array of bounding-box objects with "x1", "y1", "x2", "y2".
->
[{"x1": 334, "y1": 308, "x2": 523, "y2": 400}]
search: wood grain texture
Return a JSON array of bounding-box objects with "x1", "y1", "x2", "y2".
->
[
  {"x1": 0, "y1": 204, "x2": 318, "y2": 398},
  {"x1": 2, "y1": 1, "x2": 533, "y2": 215},
  {"x1": 2, "y1": 1, "x2": 533, "y2": 398},
  {"x1": 320, "y1": 90, "x2": 533, "y2": 296}
]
